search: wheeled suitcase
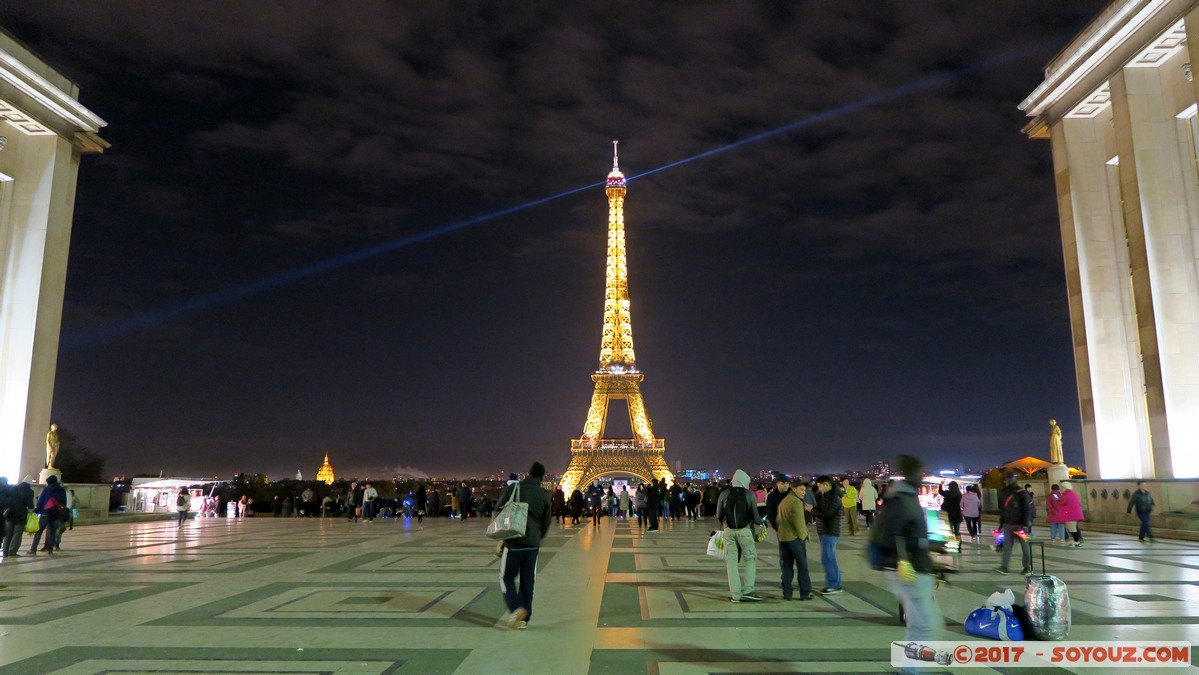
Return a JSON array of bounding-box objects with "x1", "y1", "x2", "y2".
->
[{"x1": 1024, "y1": 541, "x2": 1070, "y2": 640}]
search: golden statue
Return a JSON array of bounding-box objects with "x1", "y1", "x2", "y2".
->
[
  {"x1": 1049, "y1": 419, "x2": 1063, "y2": 464},
  {"x1": 46, "y1": 423, "x2": 60, "y2": 469}
]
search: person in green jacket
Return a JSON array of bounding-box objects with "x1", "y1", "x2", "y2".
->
[
  {"x1": 496, "y1": 462, "x2": 553, "y2": 629},
  {"x1": 777, "y1": 476, "x2": 814, "y2": 600}
]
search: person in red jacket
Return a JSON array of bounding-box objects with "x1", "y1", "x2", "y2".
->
[
  {"x1": 1046, "y1": 484, "x2": 1066, "y2": 542},
  {"x1": 1057, "y1": 481, "x2": 1085, "y2": 547}
]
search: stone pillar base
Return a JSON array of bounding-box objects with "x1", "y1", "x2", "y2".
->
[
  {"x1": 39, "y1": 467, "x2": 62, "y2": 485},
  {"x1": 1046, "y1": 463, "x2": 1069, "y2": 487}
]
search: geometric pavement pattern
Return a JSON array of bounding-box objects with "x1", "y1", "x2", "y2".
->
[{"x1": 0, "y1": 512, "x2": 1197, "y2": 673}]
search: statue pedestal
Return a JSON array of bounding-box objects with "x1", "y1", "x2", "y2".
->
[
  {"x1": 1046, "y1": 463, "x2": 1069, "y2": 487},
  {"x1": 39, "y1": 467, "x2": 62, "y2": 485}
]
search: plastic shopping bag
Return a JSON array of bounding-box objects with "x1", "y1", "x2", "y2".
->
[{"x1": 706, "y1": 530, "x2": 727, "y2": 560}]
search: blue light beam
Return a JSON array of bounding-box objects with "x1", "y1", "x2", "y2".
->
[{"x1": 65, "y1": 44, "x2": 1043, "y2": 350}]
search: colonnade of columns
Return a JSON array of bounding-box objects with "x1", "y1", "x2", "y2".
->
[{"x1": 1023, "y1": 1, "x2": 1199, "y2": 479}]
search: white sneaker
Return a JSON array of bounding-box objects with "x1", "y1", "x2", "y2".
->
[{"x1": 507, "y1": 607, "x2": 528, "y2": 628}]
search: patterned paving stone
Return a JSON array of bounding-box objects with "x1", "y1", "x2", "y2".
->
[
  {"x1": 0, "y1": 647, "x2": 469, "y2": 674},
  {"x1": 0, "y1": 514, "x2": 1198, "y2": 673}
]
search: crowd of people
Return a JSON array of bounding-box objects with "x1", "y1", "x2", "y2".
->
[{"x1": 0, "y1": 475, "x2": 76, "y2": 557}]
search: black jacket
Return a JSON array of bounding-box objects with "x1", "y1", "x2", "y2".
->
[
  {"x1": 872, "y1": 481, "x2": 934, "y2": 574},
  {"x1": 1127, "y1": 489, "x2": 1155, "y2": 515},
  {"x1": 497, "y1": 477, "x2": 553, "y2": 548},
  {"x1": 939, "y1": 488, "x2": 962, "y2": 517},
  {"x1": 999, "y1": 484, "x2": 1032, "y2": 528},
  {"x1": 814, "y1": 487, "x2": 843, "y2": 537},
  {"x1": 765, "y1": 487, "x2": 788, "y2": 531}
]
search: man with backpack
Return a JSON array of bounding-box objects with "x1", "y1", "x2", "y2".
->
[
  {"x1": 716, "y1": 469, "x2": 763, "y2": 603},
  {"x1": 176, "y1": 487, "x2": 191, "y2": 527},
  {"x1": 995, "y1": 472, "x2": 1033, "y2": 575}
]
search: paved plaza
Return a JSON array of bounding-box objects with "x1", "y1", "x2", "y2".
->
[{"x1": 0, "y1": 514, "x2": 1197, "y2": 673}]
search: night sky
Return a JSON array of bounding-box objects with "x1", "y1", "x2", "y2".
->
[{"x1": 2, "y1": 2, "x2": 1108, "y2": 479}]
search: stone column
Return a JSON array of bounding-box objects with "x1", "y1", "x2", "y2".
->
[
  {"x1": 1052, "y1": 111, "x2": 1153, "y2": 478},
  {"x1": 1112, "y1": 64, "x2": 1199, "y2": 478},
  {"x1": 0, "y1": 131, "x2": 81, "y2": 483}
]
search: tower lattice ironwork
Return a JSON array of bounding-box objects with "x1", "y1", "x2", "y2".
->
[{"x1": 559, "y1": 142, "x2": 673, "y2": 497}]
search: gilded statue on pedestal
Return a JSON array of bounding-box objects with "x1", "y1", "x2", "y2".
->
[
  {"x1": 1048, "y1": 419, "x2": 1063, "y2": 465},
  {"x1": 46, "y1": 423, "x2": 60, "y2": 469}
]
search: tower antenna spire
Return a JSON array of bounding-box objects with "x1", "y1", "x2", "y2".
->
[{"x1": 612, "y1": 139, "x2": 619, "y2": 171}]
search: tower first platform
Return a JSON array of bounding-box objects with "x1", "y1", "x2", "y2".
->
[{"x1": 559, "y1": 143, "x2": 673, "y2": 497}]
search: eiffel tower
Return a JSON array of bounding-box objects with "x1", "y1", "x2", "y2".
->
[{"x1": 559, "y1": 142, "x2": 674, "y2": 497}]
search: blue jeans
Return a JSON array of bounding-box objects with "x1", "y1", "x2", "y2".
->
[
  {"x1": 886, "y1": 570, "x2": 942, "y2": 674},
  {"x1": 778, "y1": 539, "x2": 812, "y2": 599},
  {"x1": 29, "y1": 515, "x2": 58, "y2": 551},
  {"x1": 1048, "y1": 522, "x2": 1065, "y2": 541},
  {"x1": 362, "y1": 501, "x2": 376, "y2": 520},
  {"x1": 819, "y1": 535, "x2": 841, "y2": 589},
  {"x1": 1136, "y1": 512, "x2": 1152, "y2": 540},
  {"x1": 499, "y1": 545, "x2": 539, "y2": 621}
]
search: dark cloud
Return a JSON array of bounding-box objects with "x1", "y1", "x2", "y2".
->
[{"x1": 1, "y1": 1, "x2": 1106, "y2": 477}]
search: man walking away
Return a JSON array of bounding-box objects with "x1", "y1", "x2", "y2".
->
[
  {"x1": 813, "y1": 476, "x2": 844, "y2": 594},
  {"x1": 646, "y1": 479, "x2": 661, "y2": 531},
  {"x1": 995, "y1": 472, "x2": 1033, "y2": 575},
  {"x1": 874, "y1": 455, "x2": 942, "y2": 675},
  {"x1": 716, "y1": 469, "x2": 763, "y2": 603},
  {"x1": 176, "y1": 488, "x2": 191, "y2": 527},
  {"x1": 1127, "y1": 481, "x2": 1155, "y2": 543},
  {"x1": 497, "y1": 462, "x2": 552, "y2": 629},
  {"x1": 362, "y1": 483, "x2": 379, "y2": 522},
  {"x1": 842, "y1": 478, "x2": 859, "y2": 536},
  {"x1": 777, "y1": 477, "x2": 814, "y2": 601}
]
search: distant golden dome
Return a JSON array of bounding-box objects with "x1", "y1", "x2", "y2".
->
[{"x1": 316, "y1": 453, "x2": 335, "y2": 485}]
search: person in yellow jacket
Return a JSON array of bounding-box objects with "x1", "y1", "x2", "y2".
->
[{"x1": 841, "y1": 478, "x2": 859, "y2": 536}]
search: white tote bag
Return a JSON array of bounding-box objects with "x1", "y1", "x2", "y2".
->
[{"x1": 486, "y1": 483, "x2": 529, "y2": 540}]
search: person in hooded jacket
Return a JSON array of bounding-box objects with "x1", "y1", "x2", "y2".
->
[
  {"x1": 858, "y1": 477, "x2": 879, "y2": 528},
  {"x1": 716, "y1": 469, "x2": 763, "y2": 602},
  {"x1": 873, "y1": 455, "x2": 942, "y2": 674}
]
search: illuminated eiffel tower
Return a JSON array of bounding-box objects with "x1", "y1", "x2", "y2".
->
[{"x1": 559, "y1": 142, "x2": 674, "y2": 497}]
